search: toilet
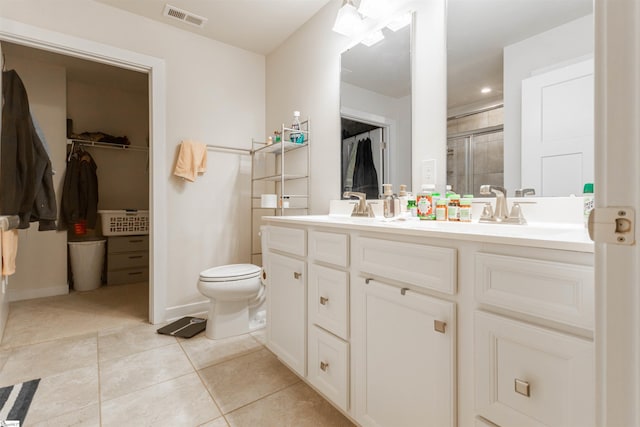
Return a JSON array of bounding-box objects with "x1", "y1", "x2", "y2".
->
[{"x1": 197, "y1": 263, "x2": 266, "y2": 340}]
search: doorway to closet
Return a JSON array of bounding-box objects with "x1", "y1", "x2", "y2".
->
[{"x1": 2, "y1": 41, "x2": 151, "y2": 323}]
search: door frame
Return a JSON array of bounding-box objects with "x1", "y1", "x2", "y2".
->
[{"x1": 0, "y1": 17, "x2": 167, "y2": 324}]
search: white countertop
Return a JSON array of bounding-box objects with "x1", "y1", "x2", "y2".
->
[{"x1": 263, "y1": 215, "x2": 595, "y2": 253}]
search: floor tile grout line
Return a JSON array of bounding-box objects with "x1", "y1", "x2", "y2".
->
[{"x1": 221, "y1": 378, "x2": 304, "y2": 418}]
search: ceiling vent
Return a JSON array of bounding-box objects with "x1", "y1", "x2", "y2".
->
[{"x1": 163, "y1": 4, "x2": 208, "y2": 28}]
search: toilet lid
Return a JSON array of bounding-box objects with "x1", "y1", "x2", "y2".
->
[{"x1": 199, "y1": 264, "x2": 261, "y2": 282}]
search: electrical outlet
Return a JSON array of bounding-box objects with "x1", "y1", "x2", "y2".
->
[{"x1": 421, "y1": 159, "x2": 436, "y2": 186}]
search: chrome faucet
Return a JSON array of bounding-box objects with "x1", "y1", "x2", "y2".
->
[
  {"x1": 343, "y1": 191, "x2": 374, "y2": 217},
  {"x1": 515, "y1": 188, "x2": 536, "y2": 197},
  {"x1": 479, "y1": 185, "x2": 509, "y2": 222}
]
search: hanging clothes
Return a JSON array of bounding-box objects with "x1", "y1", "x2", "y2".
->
[
  {"x1": 59, "y1": 149, "x2": 99, "y2": 230},
  {"x1": 352, "y1": 137, "x2": 379, "y2": 199},
  {"x1": 0, "y1": 70, "x2": 57, "y2": 231},
  {"x1": 343, "y1": 138, "x2": 360, "y2": 192}
]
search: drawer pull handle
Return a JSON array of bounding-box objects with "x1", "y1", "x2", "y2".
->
[
  {"x1": 293, "y1": 272, "x2": 302, "y2": 279},
  {"x1": 320, "y1": 296, "x2": 329, "y2": 305},
  {"x1": 401, "y1": 287, "x2": 409, "y2": 296},
  {"x1": 515, "y1": 379, "x2": 530, "y2": 397},
  {"x1": 320, "y1": 361, "x2": 329, "y2": 372},
  {"x1": 434, "y1": 320, "x2": 447, "y2": 334},
  {"x1": 129, "y1": 239, "x2": 144, "y2": 243},
  {"x1": 128, "y1": 272, "x2": 143, "y2": 276},
  {"x1": 128, "y1": 255, "x2": 144, "y2": 259}
]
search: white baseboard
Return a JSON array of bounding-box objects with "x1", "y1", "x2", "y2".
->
[
  {"x1": 163, "y1": 300, "x2": 209, "y2": 324},
  {"x1": 9, "y1": 284, "x2": 69, "y2": 302}
]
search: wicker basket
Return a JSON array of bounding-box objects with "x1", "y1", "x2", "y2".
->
[{"x1": 98, "y1": 210, "x2": 149, "y2": 236}]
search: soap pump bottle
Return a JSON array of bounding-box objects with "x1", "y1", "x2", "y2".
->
[
  {"x1": 398, "y1": 184, "x2": 408, "y2": 215},
  {"x1": 383, "y1": 184, "x2": 395, "y2": 218}
]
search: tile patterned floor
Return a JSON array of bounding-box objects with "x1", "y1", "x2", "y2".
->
[{"x1": 0, "y1": 283, "x2": 354, "y2": 426}]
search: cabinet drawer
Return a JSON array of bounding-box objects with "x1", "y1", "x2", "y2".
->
[
  {"x1": 475, "y1": 311, "x2": 594, "y2": 427},
  {"x1": 108, "y1": 251, "x2": 149, "y2": 270},
  {"x1": 475, "y1": 253, "x2": 594, "y2": 329},
  {"x1": 309, "y1": 230, "x2": 349, "y2": 267},
  {"x1": 108, "y1": 235, "x2": 149, "y2": 253},
  {"x1": 309, "y1": 264, "x2": 348, "y2": 340},
  {"x1": 355, "y1": 236, "x2": 457, "y2": 295},
  {"x1": 107, "y1": 267, "x2": 148, "y2": 285},
  {"x1": 267, "y1": 226, "x2": 306, "y2": 257},
  {"x1": 308, "y1": 325, "x2": 349, "y2": 412}
]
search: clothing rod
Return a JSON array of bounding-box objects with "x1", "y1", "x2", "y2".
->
[
  {"x1": 67, "y1": 139, "x2": 148, "y2": 153},
  {"x1": 206, "y1": 144, "x2": 251, "y2": 154}
]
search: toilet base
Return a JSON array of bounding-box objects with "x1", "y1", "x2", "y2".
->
[{"x1": 205, "y1": 299, "x2": 251, "y2": 340}]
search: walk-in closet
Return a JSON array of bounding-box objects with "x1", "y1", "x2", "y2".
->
[{"x1": 1, "y1": 41, "x2": 150, "y2": 317}]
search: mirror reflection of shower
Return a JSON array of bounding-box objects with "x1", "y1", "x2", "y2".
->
[{"x1": 341, "y1": 118, "x2": 387, "y2": 199}]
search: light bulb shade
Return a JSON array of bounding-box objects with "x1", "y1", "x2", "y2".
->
[
  {"x1": 358, "y1": 0, "x2": 390, "y2": 19},
  {"x1": 332, "y1": 0, "x2": 362, "y2": 36},
  {"x1": 361, "y1": 30, "x2": 384, "y2": 47}
]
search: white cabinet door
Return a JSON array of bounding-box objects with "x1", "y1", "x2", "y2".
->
[
  {"x1": 521, "y1": 58, "x2": 594, "y2": 196},
  {"x1": 266, "y1": 252, "x2": 306, "y2": 377},
  {"x1": 352, "y1": 276, "x2": 456, "y2": 427}
]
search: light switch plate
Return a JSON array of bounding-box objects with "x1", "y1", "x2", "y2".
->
[{"x1": 421, "y1": 159, "x2": 436, "y2": 186}]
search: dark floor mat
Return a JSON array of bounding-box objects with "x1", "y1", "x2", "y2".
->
[{"x1": 157, "y1": 316, "x2": 206, "y2": 338}]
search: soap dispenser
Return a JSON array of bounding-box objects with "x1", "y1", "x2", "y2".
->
[{"x1": 383, "y1": 184, "x2": 395, "y2": 218}]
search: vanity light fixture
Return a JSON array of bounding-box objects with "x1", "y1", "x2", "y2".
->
[
  {"x1": 332, "y1": 0, "x2": 363, "y2": 36},
  {"x1": 361, "y1": 29, "x2": 385, "y2": 47},
  {"x1": 386, "y1": 12, "x2": 412, "y2": 31},
  {"x1": 358, "y1": 0, "x2": 391, "y2": 19},
  {"x1": 481, "y1": 87, "x2": 492, "y2": 94}
]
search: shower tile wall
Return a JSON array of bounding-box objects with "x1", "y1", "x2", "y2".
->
[{"x1": 447, "y1": 107, "x2": 504, "y2": 196}]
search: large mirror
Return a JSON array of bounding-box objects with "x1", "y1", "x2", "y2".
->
[
  {"x1": 340, "y1": 21, "x2": 412, "y2": 199},
  {"x1": 447, "y1": 0, "x2": 594, "y2": 197}
]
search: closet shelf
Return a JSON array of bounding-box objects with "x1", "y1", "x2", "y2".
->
[{"x1": 67, "y1": 139, "x2": 149, "y2": 153}]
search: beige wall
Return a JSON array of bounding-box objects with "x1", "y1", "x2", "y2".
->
[
  {"x1": 266, "y1": 0, "x2": 447, "y2": 210},
  {"x1": 4, "y1": 54, "x2": 68, "y2": 300},
  {"x1": 0, "y1": 0, "x2": 266, "y2": 315},
  {"x1": 67, "y1": 79, "x2": 150, "y2": 210}
]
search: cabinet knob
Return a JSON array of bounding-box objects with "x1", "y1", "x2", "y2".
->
[
  {"x1": 320, "y1": 361, "x2": 329, "y2": 372},
  {"x1": 320, "y1": 296, "x2": 329, "y2": 305},
  {"x1": 515, "y1": 379, "x2": 530, "y2": 397},
  {"x1": 293, "y1": 272, "x2": 302, "y2": 279},
  {"x1": 434, "y1": 320, "x2": 447, "y2": 334}
]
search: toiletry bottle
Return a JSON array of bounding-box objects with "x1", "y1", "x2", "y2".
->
[
  {"x1": 430, "y1": 192, "x2": 440, "y2": 220},
  {"x1": 290, "y1": 111, "x2": 303, "y2": 143},
  {"x1": 459, "y1": 197, "x2": 472, "y2": 222},
  {"x1": 436, "y1": 199, "x2": 448, "y2": 221},
  {"x1": 398, "y1": 184, "x2": 408, "y2": 215},
  {"x1": 583, "y1": 183, "x2": 594, "y2": 228},
  {"x1": 416, "y1": 184, "x2": 433, "y2": 220},
  {"x1": 408, "y1": 195, "x2": 418, "y2": 217},
  {"x1": 448, "y1": 194, "x2": 460, "y2": 221},
  {"x1": 445, "y1": 185, "x2": 454, "y2": 198},
  {"x1": 383, "y1": 184, "x2": 395, "y2": 218}
]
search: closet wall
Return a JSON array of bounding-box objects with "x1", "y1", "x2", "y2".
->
[
  {"x1": 4, "y1": 44, "x2": 149, "y2": 300},
  {"x1": 4, "y1": 52, "x2": 68, "y2": 301}
]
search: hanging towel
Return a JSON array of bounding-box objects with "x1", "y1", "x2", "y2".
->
[
  {"x1": 173, "y1": 140, "x2": 207, "y2": 182},
  {"x1": 1, "y1": 229, "x2": 19, "y2": 276}
]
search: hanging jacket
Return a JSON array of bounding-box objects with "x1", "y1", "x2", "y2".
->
[
  {"x1": 0, "y1": 70, "x2": 57, "y2": 230},
  {"x1": 59, "y1": 151, "x2": 99, "y2": 230},
  {"x1": 352, "y1": 137, "x2": 379, "y2": 199}
]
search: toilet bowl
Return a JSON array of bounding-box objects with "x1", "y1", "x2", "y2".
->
[{"x1": 197, "y1": 263, "x2": 266, "y2": 340}]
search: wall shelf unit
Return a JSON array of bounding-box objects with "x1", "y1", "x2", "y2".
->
[
  {"x1": 251, "y1": 118, "x2": 310, "y2": 261},
  {"x1": 67, "y1": 138, "x2": 149, "y2": 154}
]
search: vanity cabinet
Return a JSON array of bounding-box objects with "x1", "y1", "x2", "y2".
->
[
  {"x1": 265, "y1": 226, "x2": 307, "y2": 377},
  {"x1": 307, "y1": 230, "x2": 351, "y2": 412},
  {"x1": 352, "y1": 276, "x2": 456, "y2": 427}
]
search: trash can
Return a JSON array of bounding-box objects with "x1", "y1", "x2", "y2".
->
[{"x1": 68, "y1": 239, "x2": 106, "y2": 291}]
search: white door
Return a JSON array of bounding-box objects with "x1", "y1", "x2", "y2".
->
[
  {"x1": 595, "y1": 1, "x2": 640, "y2": 425},
  {"x1": 266, "y1": 252, "x2": 306, "y2": 377},
  {"x1": 521, "y1": 58, "x2": 594, "y2": 196},
  {"x1": 352, "y1": 276, "x2": 456, "y2": 427}
]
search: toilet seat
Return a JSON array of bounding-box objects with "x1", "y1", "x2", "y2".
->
[{"x1": 199, "y1": 263, "x2": 261, "y2": 282}]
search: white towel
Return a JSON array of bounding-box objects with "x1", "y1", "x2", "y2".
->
[{"x1": 173, "y1": 140, "x2": 207, "y2": 182}]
